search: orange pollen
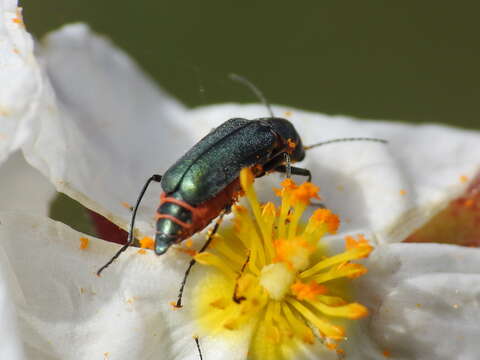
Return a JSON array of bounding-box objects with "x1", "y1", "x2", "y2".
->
[
  {"x1": 280, "y1": 178, "x2": 298, "y2": 191},
  {"x1": 233, "y1": 204, "x2": 248, "y2": 214},
  {"x1": 177, "y1": 247, "x2": 198, "y2": 257},
  {"x1": 79, "y1": 237, "x2": 89, "y2": 250},
  {"x1": 121, "y1": 201, "x2": 133, "y2": 210},
  {"x1": 137, "y1": 249, "x2": 147, "y2": 255},
  {"x1": 345, "y1": 234, "x2": 373, "y2": 257},
  {"x1": 139, "y1": 236, "x2": 155, "y2": 250},
  {"x1": 287, "y1": 138, "x2": 297, "y2": 152},
  {"x1": 273, "y1": 239, "x2": 314, "y2": 264},
  {"x1": 251, "y1": 164, "x2": 264, "y2": 176},
  {"x1": 460, "y1": 175, "x2": 469, "y2": 183},
  {"x1": 291, "y1": 182, "x2": 320, "y2": 204},
  {"x1": 169, "y1": 301, "x2": 181, "y2": 310},
  {"x1": 312, "y1": 209, "x2": 340, "y2": 233},
  {"x1": 326, "y1": 342, "x2": 338, "y2": 350},
  {"x1": 291, "y1": 280, "x2": 328, "y2": 300},
  {"x1": 274, "y1": 178, "x2": 298, "y2": 197}
]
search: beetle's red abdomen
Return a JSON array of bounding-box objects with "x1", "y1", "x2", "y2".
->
[{"x1": 155, "y1": 178, "x2": 242, "y2": 254}]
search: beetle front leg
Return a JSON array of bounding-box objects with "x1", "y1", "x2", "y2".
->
[
  {"x1": 175, "y1": 209, "x2": 227, "y2": 308},
  {"x1": 97, "y1": 174, "x2": 163, "y2": 276},
  {"x1": 275, "y1": 165, "x2": 312, "y2": 182}
]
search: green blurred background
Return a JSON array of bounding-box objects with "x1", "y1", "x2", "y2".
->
[
  {"x1": 22, "y1": 0, "x2": 480, "y2": 236},
  {"x1": 24, "y1": 0, "x2": 480, "y2": 129}
]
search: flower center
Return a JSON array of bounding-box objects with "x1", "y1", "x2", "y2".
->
[
  {"x1": 259, "y1": 263, "x2": 295, "y2": 301},
  {"x1": 191, "y1": 168, "x2": 372, "y2": 359}
]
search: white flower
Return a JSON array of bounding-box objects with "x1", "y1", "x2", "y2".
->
[{"x1": 1, "y1": 2, "x2": 480, "y2": 359}]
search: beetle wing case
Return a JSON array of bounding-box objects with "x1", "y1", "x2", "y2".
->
[
  {"x1": 161, "y1": 118, "x2": 249, "y2": 194},
  {"x1": 162, "y1": 118, "x2": 277, "y2": 205}
]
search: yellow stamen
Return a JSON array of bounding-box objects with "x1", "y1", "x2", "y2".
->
[
  {"x1": 282, "y1": 303, "x2": 314, "y2": 344},
  {"x1": 287, "y1": 298, "x2": 345, "y2": 339},
  {"x1": 291, "y1": 280, "x2": 328, "y2": 301},
  {"x1": 275, "y1": 178, "x2": 297, "y2": 239},
  {"x1": 311, "y1": 263, "x2": 368, "y2": 283},
  {"x1": 299, "y1": 235, "x2": 373, "y2": 279},
  {"x1": 307, "y1": 300, "x2": 369, "y2": 319},
  {"x1": 260, "y1": 202, "x2": 276, "y2": 262},
  {"x1": 195, "y1": 252, "x2": 237, "y2": 279}
]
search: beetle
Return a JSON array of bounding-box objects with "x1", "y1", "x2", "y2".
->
[
  {"x1": 156, "y1": 116, "x2": 307, "y2": 253},
  {"x1": 97, "y1": 75, "x2": 386, "y2": 307},
  {"x1": 96, "y1": 117, "x2": 309, "y2": 267}
]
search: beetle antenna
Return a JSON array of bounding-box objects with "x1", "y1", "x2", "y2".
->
[
  {"x1": 229, "y1": 73, "x2": 275, "y2": 118},
  {"x1": 304, "y1": 137, "x2": 387, "y2": 150}
]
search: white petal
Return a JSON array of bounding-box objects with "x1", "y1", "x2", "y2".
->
[
  {"x1": 0, "y1": 211, "x2": 240, "y2": 360},
  {"x1": 350, "y1": 243, "x2": 480, "y2": 360},
  {"x1": 0, "y1": 1, "x2": 46, "y2": 164},
  {"x1": 187, "y1": 104, "x2": 480, "y2": 243},
  {"x1": 0, "y1": 151, "x2": 56, "y2": 215},
  {"x1": 22, "y1": 24, "x2": 189, "y2": 235},
  {"x1": 0, "y1": 252, "x2": 24, "y2": 359}
]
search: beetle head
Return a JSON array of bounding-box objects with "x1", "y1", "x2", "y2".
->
[{"x1": 263, "y1": 117, "x2": 305, "y2": 162}]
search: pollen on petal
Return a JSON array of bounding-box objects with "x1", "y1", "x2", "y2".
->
[
  {"x1": 121, "y1": 201, "x2": 133, "y2": 210},
  {"x1": 139, "y1": 236, "x2": 154, "y2": 250},
  {"x1": 79, "y1": 237, "x2": 89, "y2": 250}
]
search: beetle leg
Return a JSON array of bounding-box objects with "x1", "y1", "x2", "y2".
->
[
  {"x1": 175, "y1": 209, "x2": 227, "y2": 308},
  {"x1": 233, "y1": 251, "x2": 251, "y2": 303},
  {"x1": 283, "y1": 153, "x2": 292, "y2": 178},
  {"x1": 275, "y1": 165, "x2": 312, "y2": 182},
  {"x1": 97, "y1": 174, "x2": 163, "y2": 276},
  {"x1": 194, "y1": 336, "x2": 203, "y2": 360}
]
